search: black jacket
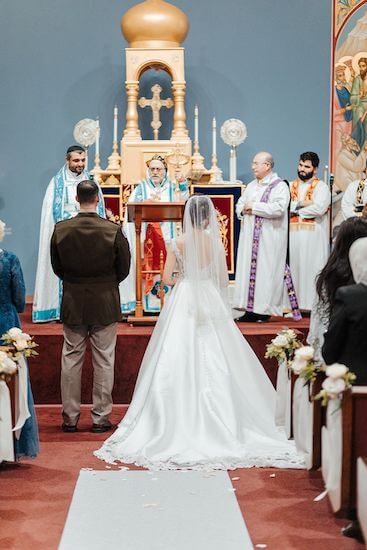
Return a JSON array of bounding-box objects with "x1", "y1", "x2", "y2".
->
[
  {"x1": 322, "y1": 283, "x2": 367, "y2": 385},
  {"x1": 51, "y1": 212, "x2": 130, "y2": 325}
]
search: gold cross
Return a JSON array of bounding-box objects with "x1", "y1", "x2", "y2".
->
[{"x1": 138, "y1": 84, "x2": 173, "y2": 140}]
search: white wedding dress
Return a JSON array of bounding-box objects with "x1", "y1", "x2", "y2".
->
[{"x1": 95, "y1": 197, "x2": 304, "y2": 471}]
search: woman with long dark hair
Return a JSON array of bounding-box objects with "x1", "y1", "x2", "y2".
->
[{"x1": 307, "y1": 216, "x2": 367, "y2": 359}]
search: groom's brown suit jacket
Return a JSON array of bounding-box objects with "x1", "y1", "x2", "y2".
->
[{"x1": 50, "y1": 212, "x2": 130, "y2": 325}]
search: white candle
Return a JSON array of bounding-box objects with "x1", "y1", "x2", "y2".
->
[
  {"x1": 233, "y1": 147, "x2": 237, "y2": 181},
  {"x1": 194, "y1": 105, "x2": 199, "y2": 143},
  {"x1": 95, "y1": 119, "x2": 100, "y2": 156},
  {"x1": 212, "y1": 117, "x2": 216, "y2": 156},
  {"x1": 113, "y1": 105, "x2": 118, "y2": 143},
  {"x1": 323, "y1": 164, "x2": 328, "y2": 184},
  {"x1": 229, "y1": 148, "x2": 235, "y2": 182}
]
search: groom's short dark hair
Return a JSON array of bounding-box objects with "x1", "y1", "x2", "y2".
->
[{"x1": 77, "y1": 180, "x2": 99, "y2": 204}]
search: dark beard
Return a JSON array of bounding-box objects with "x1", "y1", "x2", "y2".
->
[{"x1": 297, "y1": 170, "x2": 313, "y2": 182}]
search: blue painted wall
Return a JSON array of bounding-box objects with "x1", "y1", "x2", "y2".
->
[{"x1": 0, "y1": 0, "x2": 331, "y2": 293}]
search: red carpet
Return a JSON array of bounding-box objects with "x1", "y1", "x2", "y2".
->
[
  {"x1": 0, "y1": 406, "x2": 361, "y2": 550},
  {"x1": 21, "y1": 305, "x2": 310, "y2": 404}
]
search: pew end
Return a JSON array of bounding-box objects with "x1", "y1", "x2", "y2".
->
[
  {"x1": 357, "y1": 456, "x2": 367, "y2": 545},
  {"x1": 322, "y1": 386, "x2": 367, "y2": 517}
]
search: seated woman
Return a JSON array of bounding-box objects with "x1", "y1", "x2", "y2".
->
[
  {"x1": 307, "y1": 216, "x2": 367, "y2": 361},
  {"x1": 0, "y1": 220, "x2": 39, "y2": 460},
  {"x1": 322, "y1": 236, "x2": 367, "y2": 384}
]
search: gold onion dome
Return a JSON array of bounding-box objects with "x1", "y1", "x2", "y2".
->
[{"x1": 121, "y1": 0, "x2": 189, "y2": 48}]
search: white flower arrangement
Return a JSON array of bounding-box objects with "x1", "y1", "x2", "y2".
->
[
  {"x1": 1, "y1": 328, "x2": 38, "y2": 360},
  {"x1": 265, "y1": 327, "x2": 302, "y2": 364},
  {"x1": 288, "y1": 345, "x2": 322, "y2": 384},
  {"x1": 0, "y1": 350, "x2": 18, "y2": 381},
  {"x1": 314, "y1": 363, "x2": 356, "y2": 406},
  {"x1": 0, "y1": 327, "x2": 38, "y2": 381}
]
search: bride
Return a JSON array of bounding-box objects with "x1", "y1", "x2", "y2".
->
[{"x1": 95, "y1": 195, "x2": 304, "y2": 470}]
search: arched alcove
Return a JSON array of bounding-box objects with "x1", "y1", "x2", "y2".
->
[{"x1": 138, "y1": 68, "x2": 173, "y2": 140}]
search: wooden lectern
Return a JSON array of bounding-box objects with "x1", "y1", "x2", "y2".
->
[{"x1": 127, "y1": 201, "x2": 185, "y2": 325}]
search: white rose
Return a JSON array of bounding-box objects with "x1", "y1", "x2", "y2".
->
[
  {"x1": 17, "y1": 332, "x2": 31, "y2": 341},
  {"x1": 272, "y1": 334, "x2": 288, "y2": 347},
  {"x1": 326, "y1": 363, "x2": 348, "y2": 379},
  {"x1": 14, "y1": 339, "x2": 28, "y2": 351},
  {"x1": 291, "y1": 357, "x2": 307, "y2": 374},
  {"x1": 7, "y1": 327, "x2": 22, "y2": 338},
  {"x1": 295, "y1": 346, "x2": 314, "y2": 361},
  {"x1": 0, "y1": 353, "x2": 17, "y2": 375},
  {"x1": 322, "y1": 377, "x2": 346, "y2": 396},
  {"x1": 285, "y1": 329, "x2": 297, "y2": 340}
]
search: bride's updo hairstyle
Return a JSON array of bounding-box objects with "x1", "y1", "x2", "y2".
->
[
  {"x1": 189, "y1": 194, "x2": 210, "y2": 228},
  {"x1": 183, "y1": 194, "x2": 231, "y2": 319}
]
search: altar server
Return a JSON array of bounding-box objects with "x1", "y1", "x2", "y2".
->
[
  {"x1": 233, "y1": 152, "x2": 291, "y2": 321},
  {"x1": 289, "y1": 152, "x2": 330, "y2": 310},
  {"x1": 33, "y1": 146, "x2": 105, "y2": 322}
]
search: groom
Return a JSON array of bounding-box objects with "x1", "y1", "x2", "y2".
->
[{"x1": 50, "y1": 180, "x2": 130, "y2": 433}]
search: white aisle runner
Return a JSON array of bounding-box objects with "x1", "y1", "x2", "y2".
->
[{"x1": 59, "y1": 470, "x2": 253, "y2": 550}]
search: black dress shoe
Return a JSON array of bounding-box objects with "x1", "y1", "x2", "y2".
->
[
  {"x1": 341, "y1": 520, "x2": 364, "y2": 542},
  {"x1": 237, "y1": 312, "x2": 271, "y2": 323},
  {"x1": 91, "y1": 422, "x2": 112, "y2": 433},
  {"x1": 62, "y1": 423, "x2": 77, "y2": 433},
  {"x1": 237, "y1": 312, "x2": 257, "y2": 322}
]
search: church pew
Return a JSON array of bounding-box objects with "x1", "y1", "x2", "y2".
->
[
  {"x1": 6, "y1": 373, "x2": 17, "y2": 461},
  {"x1": 273, "y1": 329, "x2": 307, "y2": 439},
  {"x1": 357, "y1": 457, "x2": 367, "y2": 544},
  {"x1": 321, "y1": 387, "x2": 367, "y2": 517},
  {"x1": 286, "y1": 371, "x2": 296, "y2": 439},
  {"x1": 292, "y1": 373, "x2": 325, "y2": 470},
  {"x1": 0, "y1": 359, "x2": 16, "y2": 462},
  {"x1": 1, "y1": 344, "x2": 16, "y2": 440},
  {"x1": 275, "y1": 367, "x2": 298, "y2": 439}
]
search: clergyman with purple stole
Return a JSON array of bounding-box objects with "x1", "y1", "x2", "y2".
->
[{"x1": 233, "y1": 151, "x2": 301, "y2": 322}]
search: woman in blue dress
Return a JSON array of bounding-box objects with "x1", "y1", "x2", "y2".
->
[{"x1": 0, "y1": 220, "x2": 39, "y2": 459}]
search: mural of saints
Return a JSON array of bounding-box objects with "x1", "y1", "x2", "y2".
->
[{"x1": 332, "y1": 1, "x2": 367, "y2": 199}]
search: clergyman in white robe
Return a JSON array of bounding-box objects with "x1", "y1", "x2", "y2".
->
[
  {"x1": 341, "y1": 178, "x2": 367, "y2": 219},
  {"x1": 289, "y1": 179, "x2": 330, "y2": 311},
  {"x1": 233, "y1": 153, "x2": 290, "y2": 317},
  {"x1": 33, "y1": 161, "x2": 105, "y2": 322},
  {"x1": 119, "y1": 158, "x2": 189, "y2": 313}
]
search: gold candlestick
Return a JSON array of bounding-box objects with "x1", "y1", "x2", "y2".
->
[
  {"x1": 91, "y1": 152, "x2": 102, "y2": 183},
  {"x1": 106, "y1": 140, "x2": 121, "y2": 171}
]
